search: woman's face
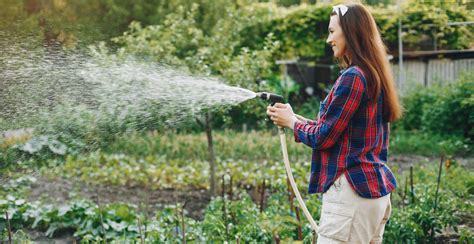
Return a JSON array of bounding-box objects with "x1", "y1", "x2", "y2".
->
[{"x1": 326, "y1": 15, "x2": 346, "y2": 58}]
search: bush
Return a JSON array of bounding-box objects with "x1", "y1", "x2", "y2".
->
[
  {"x1": 421, "y1": 75, "x2": 474, "y2": 139},
  {"x1": 394, "y1": 72, "x2": 474, "y2": 141},
  {"x1": 393, "y1": 85, "x2": 437, "y2": 132},
  {"x1": 241, "y1": 1, "x2": 473, "y2": 60}
]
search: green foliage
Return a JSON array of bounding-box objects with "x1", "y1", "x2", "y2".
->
[
  {"x1": 0, "y1": 1, "x2": 129, "y2": 48},
  {"x1": 421, "y1": 76, "x2": 474, "y2": 139},
  {"x1": 51, "y1": 153, "x2": 209, "y2": 189},
  {"x1": 239, "y1": 4, "x2": 332, "y2": 59},
  {"x1": 401, "y1": 1, "x2": 474, "y2": 51},
  {"x1": 393, "y1": 72, "x2": 474, "y2": 144},
  {"x1": 263, "y1": 75, "x2": 302, "y2": 103},
  {"x1": 369, "y1": 1, "x2": 473, "y2": 51},
  {"x1": 242, "y1": 1, "x2": 473, "y2": 59},
  {"x1": 110, "y1": 3, "x2": 279, "y2": 88},
  {"x1": 1, "y1": 195, "x2": 145, "y2": 241},
  {"x1": 385, "y1": 163, "x2": 474, "y2": 243},
  {"x1": 104, "y1": 129, "x2": 312, "y2": 163},
  {"x1": 201, "y1": 195, "x2": 272, "y2": 242},
  {"x1": 394, "y1": 84, "x2": 437, "y2": 132},
  {"x1": 390, "y1": 131, "x2": 472, "y2": 157},
  {"x1": 111, "y1": 6, "x2": 204, "y2": 68},
  {"x1": 101, "y1": 2, "x2": 282, "y2": 129},
  {"x1": 0, "y1": 0, "x2": 245, "y2": 49},
  {"x1": 45, "y1": 143, "x2": 311, "y2": 192},
  {"x1": 294, "y1": 96, "x2": 321, "y2": 122},
  {"x1": 2, "y1": 159, "x2": 472, "y2": 242}
]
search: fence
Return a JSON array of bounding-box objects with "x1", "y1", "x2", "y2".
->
[{"x1": 392, "y1": 57, "x2": 474, "y2": 94}]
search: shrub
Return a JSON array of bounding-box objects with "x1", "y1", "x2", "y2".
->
[
  {"x1": 241, "y1": 1, "x2": 473, "y2": 59},
  {"x1": 421, "y1": 75, "x2": 474, "y2": 139},
  {"x1": 394, "y1": 72, "x2": 473, "y2": 141}
]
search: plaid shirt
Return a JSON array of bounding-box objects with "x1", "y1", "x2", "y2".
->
[{"x1": 293, "y1": 65, "x2": 396, "y2": 198}]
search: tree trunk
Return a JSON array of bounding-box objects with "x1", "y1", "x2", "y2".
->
[{"x1": 205, "y1": 111, "x2": 216, "y2": 196}]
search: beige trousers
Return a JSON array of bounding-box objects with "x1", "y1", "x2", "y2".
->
[{"x1": 317, "y1": 175, "x2": 391, "y2": 244}]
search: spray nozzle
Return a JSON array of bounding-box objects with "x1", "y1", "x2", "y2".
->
[{"x1": 256, "y1": 92, "x2": 285, "y2": 106}]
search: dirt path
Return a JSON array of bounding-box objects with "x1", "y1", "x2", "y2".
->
[
  {"x1": 27, "y1": 177, "x2": 211, "y2": 220},
  {"x1": 389, "y1": 154, "x2": 473, "y2": 171}
]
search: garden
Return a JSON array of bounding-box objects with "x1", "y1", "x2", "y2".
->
[{"x1": 0, "y1": 0, "x2": 473, "y2": 243}]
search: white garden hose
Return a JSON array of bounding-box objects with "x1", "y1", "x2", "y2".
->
[{"x1": 278, "y1": 127, "x2": 319, "y2": 239}]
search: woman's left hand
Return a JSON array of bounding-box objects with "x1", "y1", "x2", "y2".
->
[{"x1": 266, "y1": 103, "x2": 298, "y2": 129}]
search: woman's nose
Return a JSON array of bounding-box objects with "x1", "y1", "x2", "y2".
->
[{"x1": 326, "y1": 35, "x2": 332, "y2": 45}]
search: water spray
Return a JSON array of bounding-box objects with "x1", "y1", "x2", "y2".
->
[{"x1": 256, "y1": 92, "x2": 319, "y2": 241}]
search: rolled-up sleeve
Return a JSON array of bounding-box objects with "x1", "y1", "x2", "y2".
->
[{"x1": 293, "y1": 71, "x2": 365, "y2": 150}]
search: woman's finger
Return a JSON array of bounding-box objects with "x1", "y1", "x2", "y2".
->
[
  {"x1": 274, "y1": 103, "x2": 286, "y2": 108},
  {"x1": 267, "y1": 106, "x2": 278, "y2": 112}
]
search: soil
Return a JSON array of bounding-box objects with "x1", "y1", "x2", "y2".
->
[
  {"x1": 389, "y1": 154, "x2": 474, "y2": 171},
  {"x1": 27, "y1": 177, "x2": 212, "y2": 220}
]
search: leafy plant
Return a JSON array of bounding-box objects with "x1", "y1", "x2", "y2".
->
[{"x1": 393, "y1": 72, "x2": 474, "y2": 144}]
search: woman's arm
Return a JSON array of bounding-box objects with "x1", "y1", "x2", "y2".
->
[
  {"x1": 294, "y1": 70, "x2": 365, "y2": 150},
  {"x1": 295, "y1": 114, "x2": 317, "y2": 125}
]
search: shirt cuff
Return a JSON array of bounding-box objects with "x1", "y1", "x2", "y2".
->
[{"x1": 293, "y1": 121, "x2": 304, "y2": 143}]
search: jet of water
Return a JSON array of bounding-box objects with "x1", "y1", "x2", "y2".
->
[{"x1": 0, "y1": 47, "x2": 257, "y2": 134}]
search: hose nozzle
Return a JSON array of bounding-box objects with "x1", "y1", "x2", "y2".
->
[{"x1": 256, "y1": 92, "x2": 285, "y2": 106}]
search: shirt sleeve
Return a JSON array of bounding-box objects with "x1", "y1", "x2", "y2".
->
[
  {"x1": 293, "y1": 70, "x2": 365, "y2": 150},
  {"x1": 306, "y1": 119, "x2": 317, "y2": 126}
]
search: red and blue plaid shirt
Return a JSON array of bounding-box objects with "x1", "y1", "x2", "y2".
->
[{"x1": 293, "y1": 65, "x2": 396, "y2": 199}]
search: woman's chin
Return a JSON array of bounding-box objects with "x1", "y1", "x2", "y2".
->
[{"x1": 331, "y1": 51, "x2": 340, "y2": 58}]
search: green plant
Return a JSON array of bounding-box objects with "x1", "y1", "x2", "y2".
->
[
  {"x1": 201, "y1": 195, "x2": 271, "y2": 242},
  {"x1": 393, "y1": 72, "x2": 474, "y2": 143},
  {"x1": 294, "y1": 96, "x2": 320, "y2": 122},
  {"x1": 393, "y1": 84, "x2": 436, "y2": 132},
  {"x1": 385, "y1": 163, "x2": 473, "y2": 243},
  {"x1": 421, "y1": 75, "x2": 474, "y2": 140},
  {"x1": 390, "y1": 130, "x2": 472, "y2": 157}
]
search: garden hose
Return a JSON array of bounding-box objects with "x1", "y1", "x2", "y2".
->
[
  {"x1": 278, "y1": 127, "x2": 319, "y2": 241},
  {"x1": 256, "y1": 92, "x2": 318, "y2": 240}
]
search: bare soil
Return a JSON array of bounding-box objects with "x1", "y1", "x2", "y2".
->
[{"x1": 27, "y1": 177, "x2": 211, "y2": 220}]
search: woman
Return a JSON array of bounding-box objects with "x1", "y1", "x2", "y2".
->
[{"x1": 267, "y1": 3, "x2": 402, "y2": 243}]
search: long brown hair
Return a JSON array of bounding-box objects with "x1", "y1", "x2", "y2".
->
[{"x1": 331, "y1": 3, "x2": 402, "y2": 122}]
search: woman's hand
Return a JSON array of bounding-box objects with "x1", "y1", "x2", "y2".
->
[{"x1": 266, "y1": 103, "x2": 298, "y2": 129}]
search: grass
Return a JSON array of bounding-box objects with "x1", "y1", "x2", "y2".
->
[{"x1": 389, "y1": 130, "x2": 472, "y2": 157}]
